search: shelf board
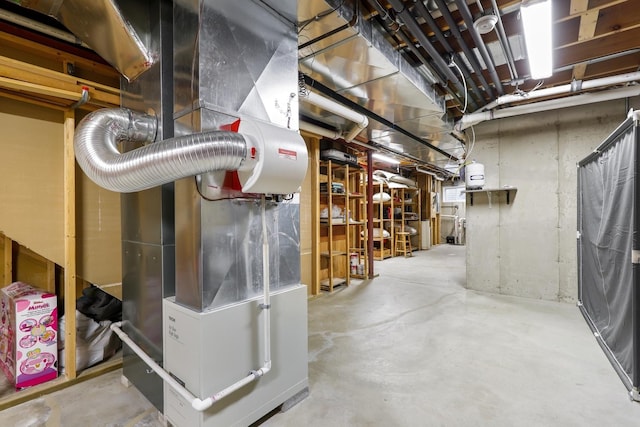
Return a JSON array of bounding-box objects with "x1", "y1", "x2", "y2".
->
[
  {"x1": 320, "y1": 218, "x2": 347, "y2": 225},
  {"x1": 320, "y1": 250, "x2": 348, "y2": 257},
  {"x1": 320, "y1": 277, "x2": 347, "y2": 290},
  {"x1": 463, "y1": 186, "x2": 518, "y2": 205}
]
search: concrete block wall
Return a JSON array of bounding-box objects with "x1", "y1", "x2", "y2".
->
[{"x1": 466, "y1": 98, "x2": 639, "y2": 302}]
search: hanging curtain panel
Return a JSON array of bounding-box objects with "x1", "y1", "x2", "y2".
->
[{"x1": 578, "y1": 113, "x2": 639, "y2": 398}]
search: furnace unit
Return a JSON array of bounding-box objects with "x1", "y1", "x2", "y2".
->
[{"x1": 37, "y1": 0, "x2": 311, "y2": 425}]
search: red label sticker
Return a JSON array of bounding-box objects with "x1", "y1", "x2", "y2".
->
[{"x1": 278, "y1": 148, "x2": 297, "y2": 160}]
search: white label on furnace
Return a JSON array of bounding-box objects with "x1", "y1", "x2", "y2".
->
[{"x1": 278, "y1": 148, "x2": 297, "y2": 160}]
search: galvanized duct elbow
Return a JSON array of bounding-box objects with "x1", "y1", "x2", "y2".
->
[{"x1": 74, "y1": 108, "x2": 247, "y2": 193}]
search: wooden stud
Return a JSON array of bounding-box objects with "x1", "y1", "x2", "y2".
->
[
  {"x1": 310, "y1": 138, "x2": 320, "y2": 295},
  {"x1": 63, "y1": 109, "x2": 77, "y2": 380},
  {"x1": 2, "y1": 234, "x2": 12, "y2": 285}
]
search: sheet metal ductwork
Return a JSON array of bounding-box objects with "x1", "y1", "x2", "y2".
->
[
  {"x1": 14, "y1": 0, "x2": 155, "y2": 80},
  {"x1": 298, "y1": 0, "x2": 464, "y2": 166}
]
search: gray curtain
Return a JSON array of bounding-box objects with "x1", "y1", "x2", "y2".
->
[{"x1": 578, "y1": 122, "x2": 635, "y2": 385}]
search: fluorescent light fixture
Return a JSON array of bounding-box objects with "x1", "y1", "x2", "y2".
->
[
  {"x1": 372, "y1": 153, "x2": 400, "y2": 164},
  {"x1": 521, "y1": 0, "x2": 552, "y2": 79}
]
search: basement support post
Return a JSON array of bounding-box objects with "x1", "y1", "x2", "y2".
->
[
  {"x1": 63, "y1": 109, "x2": 77, "y2": 379},
  {"x1": 367, "y1": 150, "x2": 375, "y2": 279}
]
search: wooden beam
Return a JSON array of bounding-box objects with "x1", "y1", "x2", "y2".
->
[
  {"x1": 0, "y1": 76, "x2": 81, "y2": 101},
  {"x1": 2, "y1": 234, "x2": 11, "y2": 286},
  {"x1": 0, "y1": 56, "x2": 120, "y2": 107},
  {"x1": 554, "y1": 26, "x2": 640, "y2": 68},
  {"x1": 556, "y1": 0, "x2": 627, "y2": 23},
  {"x1": 63, "y1": 109, "x2": 77, "y2": 380},
  {"x1": 0, "y1": 28, "x2": 118, "y2": 81},
  {"x1": 572, "y1": 62, "x2": 588, "y2": 80},
  {"x1": 570, "y1": 0, "x2": 589, "y2": 15},
  {"x1": 578, "y1": 10, "x2": 599, "y2": 41}
]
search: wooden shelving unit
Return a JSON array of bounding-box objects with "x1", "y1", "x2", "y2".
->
[
  {"x1": 394, "y1": 187, "x2": 422, "y2": 253},
  {"x1": 348, "y1": 167, "x2": 368, "y2": 279},
  {"x1": 319, "y1": 160, "x2": 350, "y2": 292},
  {"x1": 372, "y1": 181, "x2": 393, "y2": 260}
]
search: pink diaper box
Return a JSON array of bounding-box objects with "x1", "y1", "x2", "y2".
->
[{"x1": 0, "y1": 282, "x2": 58, "y2": 389}]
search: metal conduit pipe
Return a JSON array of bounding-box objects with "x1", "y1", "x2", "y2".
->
[
  {"x1": 432, "y1": 0, "x2": 496, "y2": 99},
  {"x1": 74, "y1": 108, "x2": 247, "y2": 193},
  {"x1": 410, "y1": 0, "x2": 483, "y2": 106},
  {"x1": 387, "y1": 0, "x2": 468, "y2": 101},
  {"x1": 490, "y1": 0, "x2": 519, "y2": 82},
  {"x1": 366, "y1": 0, "x2": 471, "y2": 109},
  {"x1": 455, "y1": 85, "x2": 640, "y2": 131},
  {"x1": 453, "y1": 0, "x2": 504, "y2": 95},
  {"x1": 394, "y1": 29, "x2": 467, "y2": 108},
  {"x1": 364, "y1": 0, "x2": 443, "y2": 87},
  {"x1": 420, "y1": 0, "x2": 491, "y2": 102}
]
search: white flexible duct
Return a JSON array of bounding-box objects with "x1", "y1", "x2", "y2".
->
[
  {"x1": 74, "y1": 108, "x2": 247, "y2": 193},
  {"x1": 456, "y1": 85, "x2": 640, "y2": 131},
  {"x1": 301, "y1": 90, "x2": 369, "y2": 142}
]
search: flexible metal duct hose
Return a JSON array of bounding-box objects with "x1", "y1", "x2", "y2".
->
[{"x1": 74, "y1": 108, "x2": 247, "y2": 193}]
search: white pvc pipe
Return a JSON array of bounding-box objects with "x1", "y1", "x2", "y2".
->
[
  {"x1": 260, "y1": 196, "x2": 272, "y2": 376},
  {"x1": 456, "y1": 85, "x2": 640, "y2": 131},
  {"x1": 302, "y1": 90, "x2": 369, "y2": 141},
  {"x1": 110, "y1": 322, "x2": 216, "y2": 411},
  {"x1": 299, "y1": 121, "x2": 342, "y2": 139},
  {"x1": 481, "y1": 71, "x2": 640, "y2": 113}
]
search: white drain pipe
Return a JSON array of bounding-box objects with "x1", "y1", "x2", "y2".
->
[
  {"x1": 108, "y1": 199, "x2": 274, "y2": 412},
  {"x1": 458, "y1": 72, "x2": 640, "y2": 130},
  {"x1": 299, "y1": 121, "x2": 342, "y2": 140},
  {"x1": 455, "y1": 84, "x2": 640, "y2": 131},
  {"x1": 301, "y1": 90, "x2": 369, "y2": 141}
]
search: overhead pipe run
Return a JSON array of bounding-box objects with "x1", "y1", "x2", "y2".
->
[
  {"x1": 457, "y1": 72, "x2": 640, "y2": 129},
  {"x1": 489, "y1": 0, "x2": 519, "y2": 83},
  {"x1": 455, "y1": 85, "x2": 640, "y2": 131},
  {"x1": 453, "y1": 0, "x2": 504, "y2": 96},
  {"x1": 411, "y1": 0, "x2": 483, "y2": 107},
  {"x1": 429, "y1": 0, "x2": 496, "y2": 101},
  {"x1": 387, "y1": 0, "x2": 469, "y2": 104},
  {"x1": 301, "y1": 89, "x2": 369, "y2": 142}
]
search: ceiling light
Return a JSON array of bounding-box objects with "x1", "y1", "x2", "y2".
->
[
  {"x1": 521, "y1": 0, "x2": 553, "y2": 79},
  {"x1": 372, "y1": 153, "x2": 400, "y2": 164}
]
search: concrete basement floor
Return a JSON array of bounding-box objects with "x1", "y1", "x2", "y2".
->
[{"x1": 2, "y1": 244, "x2": 640, "y2": 426}]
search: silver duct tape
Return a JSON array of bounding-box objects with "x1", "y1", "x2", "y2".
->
[{"x1": 74, "y1": 108, "x2": 247, "y2": 193}]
